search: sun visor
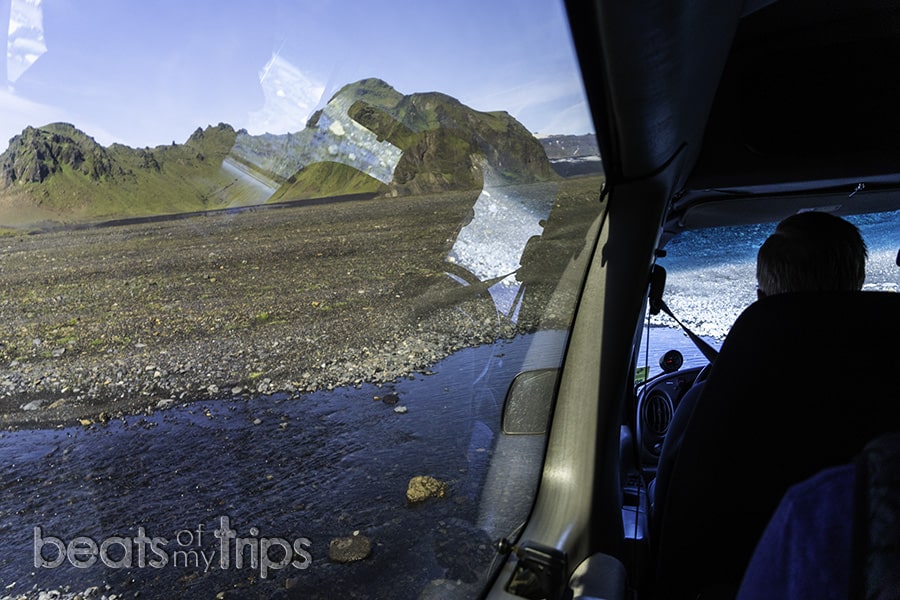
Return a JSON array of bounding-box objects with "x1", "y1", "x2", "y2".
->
[{"x1": 673, "y1": 186, "x2": 900, "y2": 230}]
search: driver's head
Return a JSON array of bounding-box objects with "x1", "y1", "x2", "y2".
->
[{"x1": 756, "y1": 211, "x2": 867, "y2": 298}]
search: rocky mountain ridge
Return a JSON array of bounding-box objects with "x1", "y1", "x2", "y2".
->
[
  {"x1": 233, "y1": 78, "x2": 556, "y2": 200},
  {"x1": 0, "y1": 79, "x2": 559, "y2": 228},
  {"x1": 1, "y1": 123, "x2": 123, "y2": 185},
  {"x1": 539, "y1": 133, "x2": 599, "y2": 160}
]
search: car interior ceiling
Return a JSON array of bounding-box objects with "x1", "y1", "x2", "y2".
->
[
  {"x1": 567, "y1": 0, "x2": 900, "y2": 231},
  {"x1": 539, "y1": 0, "x2": 900, "y2": 599},
  {"x1": 673, "y1": 0, "x2": 900, "y2": 233}
]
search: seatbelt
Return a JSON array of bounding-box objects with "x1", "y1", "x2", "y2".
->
[{"x1": 648, "y1": 265, "x2": 719, "y2": 363}]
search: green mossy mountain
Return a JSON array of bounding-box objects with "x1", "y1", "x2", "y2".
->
[
  {"x1": 0, "y1": 79, "x2": 555, "y2": 227},
  {"x1": 0, "y1": 123, "x2": 258, "y2": 227},
  {"x1": 260, "y1": 78, "x2": 556, "y2": 201},
  {"x1": 1, "y1": 123, "x2": 123, "y2": 185}
]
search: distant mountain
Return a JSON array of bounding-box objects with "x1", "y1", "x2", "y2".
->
[
  {"x1": 0, "y1": 79, "x2": 557, "y2": 227},
  {"x1": 539, "y1": 134, "x2": 604, "y2": 178},
  {"x1": 539, "y1": 134, "x2": 599, "y2": 160},
  {"x1": 233, "y1": 78, "x2": 556, "y2": 201},
  {"x1": 1, "y1": 123, "x2": 123, "y2": 185},
  {"x1": 0, "y1": 122, "x2": 270, "y2": 227}
]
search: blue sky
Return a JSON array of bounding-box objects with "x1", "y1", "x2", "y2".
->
[{"x1": 1, "y1": 0, "x2": 594, "y2": 149}]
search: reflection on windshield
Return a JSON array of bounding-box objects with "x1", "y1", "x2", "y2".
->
[
  {"x1": 232, "y1": 87, "x2": 404, "y2": 187},
  {"x1": 0, "y1": 1, "x2": 605, "y2": 597},
  {"x1": 6, "y1": 0, "x2": 46, "y2": 84},
  {"x1": 447, "y1": 179, "x2": 559, "y2": 320},
  {"x1": 249, "y1": 53, "x2": 325, "y2": 136}
]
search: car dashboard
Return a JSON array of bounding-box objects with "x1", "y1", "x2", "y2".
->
[
  {"x1": 621, "y1": 361, "x2": 705, "y2": 567},
  {"x1": 635, "y1": 364, "x2": 705, "y2": 474}
]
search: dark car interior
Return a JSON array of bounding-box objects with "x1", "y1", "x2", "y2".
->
[
  {"x1": 487, "y1": 0, "x2": 900, "y2": 598},
  {"x1": 648, "y1": 291, "x2": 898, "y2": 598}
]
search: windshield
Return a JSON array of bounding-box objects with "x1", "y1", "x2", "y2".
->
[
  {"x1": 640, "y1": 209, "x2": 900, "y2": 380},
  {"x1": 0, "y1": 2, "x2": 604, "y2": 598}
]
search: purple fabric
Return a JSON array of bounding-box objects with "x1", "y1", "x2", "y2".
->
[{"x1": 737, "y1": 464, "x2": 855, "y2": 600}]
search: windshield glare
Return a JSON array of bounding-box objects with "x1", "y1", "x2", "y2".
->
[{"x1": 0, "y1": 1, "x2": 604, "y2": 597}]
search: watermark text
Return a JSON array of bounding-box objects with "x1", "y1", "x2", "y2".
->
[{"x1": 34, "y1": 516, "x2": 312, "y2": 579}]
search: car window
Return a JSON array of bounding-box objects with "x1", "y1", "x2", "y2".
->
[
  {"x1": 640, "y1": 209, "x2": 900, "y2": 380},
  {"x1": 0, "y1": 1, "x2": 605, "y2": 598}
]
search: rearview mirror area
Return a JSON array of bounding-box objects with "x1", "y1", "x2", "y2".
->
[{"x1": 502, "y1": 369, "x2": 560, "y2": 435}]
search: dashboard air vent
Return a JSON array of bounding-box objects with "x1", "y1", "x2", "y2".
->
[{"x1": 642, "y1": 392, "x2": 674, "y2": 437}]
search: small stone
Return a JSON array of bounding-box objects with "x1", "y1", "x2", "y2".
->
[
  {"x1": 21, "y1": 399, "x2": 45, "y2": 411},
  {"x1": 394, "y1": 405, "x2": 408, "y2": 414},
  {"x1": 328, "y1": 532, "x2": 372, "y2": 563},
  {"x1": 156, "y1": 399, "x2": 175, "y2": 410}
]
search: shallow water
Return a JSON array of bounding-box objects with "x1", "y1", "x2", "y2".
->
[{"x1": 0, "y1": 332, "x2": 570, "y2": 599}]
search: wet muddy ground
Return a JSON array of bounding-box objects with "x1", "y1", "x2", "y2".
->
[{"x1": 0, "y1": 337, "x2": 547, "y2": 599}]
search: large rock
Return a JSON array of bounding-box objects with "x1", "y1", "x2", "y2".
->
[{"x1": 406, "y1": 475, "x2": 448, "y2": 503}]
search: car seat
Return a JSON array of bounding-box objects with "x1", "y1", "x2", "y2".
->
[
  {"x1": 737, "y1": 431, "x2": 900, "y2": 599},
  {"x1": 652, "y1": 290, "x2": 900, "y2": 599}
]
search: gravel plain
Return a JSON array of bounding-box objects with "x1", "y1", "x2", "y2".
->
[
  {"x1": 0, "y1": 192, "x2": 495, "y2": 428},
  {"x1": 0, "y1": 185, "x2": 600, "y2": 429}
]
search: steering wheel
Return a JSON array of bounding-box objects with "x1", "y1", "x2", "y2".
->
[{"x1": 693, "y1": 362, "x2": 713, "y2": 384}]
